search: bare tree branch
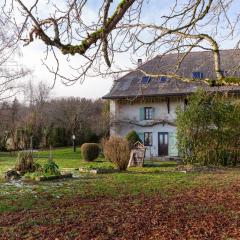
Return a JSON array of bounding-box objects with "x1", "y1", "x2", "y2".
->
[{"x1": 3, "y1": 0, "x2": 240, "y2": 86}]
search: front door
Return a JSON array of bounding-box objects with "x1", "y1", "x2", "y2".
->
[{"x1": 158, "y1": 132, "x2": 168, "y2": 156}]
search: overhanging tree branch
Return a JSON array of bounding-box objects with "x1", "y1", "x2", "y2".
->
[
  {"x1": 6, "y1": 0, "x2": 240, "y2": 86},
  {"x1": 17, "y1": 0, "x2": 135, "y2": 56}
]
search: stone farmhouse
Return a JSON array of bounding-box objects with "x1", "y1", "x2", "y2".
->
[{"x1": 103, "y1": 50, "x2": 240, "y2": 159}]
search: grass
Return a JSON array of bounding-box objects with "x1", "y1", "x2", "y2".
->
[
  {"x1": 0, "y1": 147, "x2": 177, "y2": 176},
  {"x1": 35, "y1": 147, "x2": 114, "y2": 169},
  {"x1": 0, "y1": 152, "x2": 17, "y2": 177},
  {"x1": 1, "y1": 147, "x2": 240, "y2": 239},
  {"x1": 0, "y1": 147, "x2": 113, "y2": 177},
  {"x1": 0, "y1": 147, "x2": 240, "y2": 214}
]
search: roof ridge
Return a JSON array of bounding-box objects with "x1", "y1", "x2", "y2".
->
[
  {"x1": 156, "y1": 48, "x2": 237, "y2": 57},
  {"x1": 115, "y1": 49, "x2": 239, "y2": 82}
]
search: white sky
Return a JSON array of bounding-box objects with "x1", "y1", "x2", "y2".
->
[
  {"x1": 20, "y1": 44, "x2": 114, "y2": 99},
  {"x1": 16, "y1": 0, "x2": 170, "y2": 99}
]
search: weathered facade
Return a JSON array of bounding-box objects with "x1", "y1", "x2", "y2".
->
[{"x1": 103, "y1": 50, "x2": 240, "y2": 159}]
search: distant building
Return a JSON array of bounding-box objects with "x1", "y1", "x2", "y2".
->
[{"x1": 103, "y1": 50, "x2": 240, "y2": 159}]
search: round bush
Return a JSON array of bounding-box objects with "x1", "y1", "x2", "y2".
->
[{"x1": 81, "y1": 143, "x2": 100, "y2": 162}]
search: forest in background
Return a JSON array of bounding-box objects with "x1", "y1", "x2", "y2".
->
[{"x1": 0, "y1": 82, "x2": 109, "y2": 151}]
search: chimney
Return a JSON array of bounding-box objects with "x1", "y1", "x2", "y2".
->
[{"x1": 137, "y1": 58, "x2": 142, "y2": 67}]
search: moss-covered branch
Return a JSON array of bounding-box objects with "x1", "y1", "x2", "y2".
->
[{"x1": 52, "y1": 0, "x2": 135, "y2": 56}]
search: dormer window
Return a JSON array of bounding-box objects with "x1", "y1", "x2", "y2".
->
[
  {"x1": 192, "y1": 72, "x2": 203, "y2": 79},
  {"x1": 141, "y1": 76, "x2": 151, "y2": 84}
]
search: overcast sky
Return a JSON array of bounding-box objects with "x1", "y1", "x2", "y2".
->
[
  {"x1": 15, "y1": 0, "x2": 172, "y2": 99},
  {"x1": 16, "y1": 0, "x2": 238, "y2": 100},
  {"x1": 20, "y1": 44, "x2": 113, "y2": 99},
  {"x1": 19, "y1": 29, "x2": 114, "y2": 100}
]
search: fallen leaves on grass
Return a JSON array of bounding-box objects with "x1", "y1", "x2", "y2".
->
[{"x1": 1, "y1": 183, "x2": 240, "y2": 239}]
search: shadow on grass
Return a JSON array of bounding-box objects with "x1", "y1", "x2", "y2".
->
[
  {"x1": 144, "y1": 163, "x2": 178, "y2": 168},
  {"x1": 125, "y1": 170, "x2": 179, "y2": 175}
]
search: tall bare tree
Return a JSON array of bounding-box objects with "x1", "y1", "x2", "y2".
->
[
  {"x1": 0, "y1": 13, "x2": 29, "y2": 100},
  {"x1": 4, "y1": 0, "x2": 240, "y2": 85}
]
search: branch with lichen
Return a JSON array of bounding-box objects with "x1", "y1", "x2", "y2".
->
[{"x1": 19, "y1": 0, "x2": 135, "y2": 60}]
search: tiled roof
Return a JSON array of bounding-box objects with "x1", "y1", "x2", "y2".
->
[{"x1": 103, "y1": 50, "x2": 240, "y2": 99}]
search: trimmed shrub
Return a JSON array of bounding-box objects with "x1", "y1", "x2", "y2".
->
[
  {"x1": 125, "y1": 130, "x2": 142, "y2": 149},
  {"x1": 81, "y1": 143, "x2": 100, "y2": 161},
  {"x1": 15, "y1": 151, "x2": 35, "y2": 174},
  {"x1": 103, "y1": 136, "x2": 130, "y2": 171}
]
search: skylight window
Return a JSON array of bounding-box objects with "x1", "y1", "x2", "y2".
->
[
  {"x1": 141, "y1": 76, "x2": 151, "y2": 84},
  {"x1": 192, "y1": 72, "x2": 204, "y2": 79},
  {"x1": 159, "y1": 76, "x2": 167, "y2": 82}
]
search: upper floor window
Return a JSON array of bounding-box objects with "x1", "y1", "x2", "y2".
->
[
  {"x1": 192, "y1": 72, "x2": 204, "y2": 79},
  {"x1": 144, "y1": 107, "x2": 153, "y2": 120}
]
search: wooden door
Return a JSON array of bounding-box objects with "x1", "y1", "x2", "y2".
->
[{"x1": 158, "y1": 132, "x2": 169, "y2": 156}]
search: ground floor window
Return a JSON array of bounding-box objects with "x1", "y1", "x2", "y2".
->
[{"x1": 144, "y1": 132, "x2": 153, "y2": 146}]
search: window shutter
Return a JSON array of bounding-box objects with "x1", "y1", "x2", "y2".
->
[
  {"x1": 140, "y1": 107, "x2": 144, "y2": 121},
  {"x1": 168, "y1": 132, "x2": 178, "y2": 156},
  {"x1": 152, "y1": 107, "x2": 155, "y2": 120},
  {"x1": 137, "y1": 132, "x2": 144, "y2": 143}
]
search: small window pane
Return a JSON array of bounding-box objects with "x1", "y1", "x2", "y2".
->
[
  {"x1": 159, "y1": 134, "x2": 164, "y2": 144},
  {"x1": 149, "y1": 133, "x2": 153, "y2": 146},
  {"x1": 164, "y1": 134, "x2": 168, "y2": 144}
]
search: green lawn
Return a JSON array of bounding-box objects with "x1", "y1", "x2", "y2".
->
[
  {"x1": 0, "y1": 147, "x2": 239, "y2": 213},
  {"x1": 0, "y1": 147, "x2": 179, "y2": 177},
  {"x1": 1, "y1": 148, "x2": 240, "y2": 239},
  {"x1": 0, "y1": 152, "x2": 19, "y2": 176},
  {"x1": 0, "y1": 147, "x2": 113, "y2": 177}
]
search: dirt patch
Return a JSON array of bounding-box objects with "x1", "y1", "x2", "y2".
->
[{"x1": 1, "y1": 183, "x2": 240, "y2": 240}]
